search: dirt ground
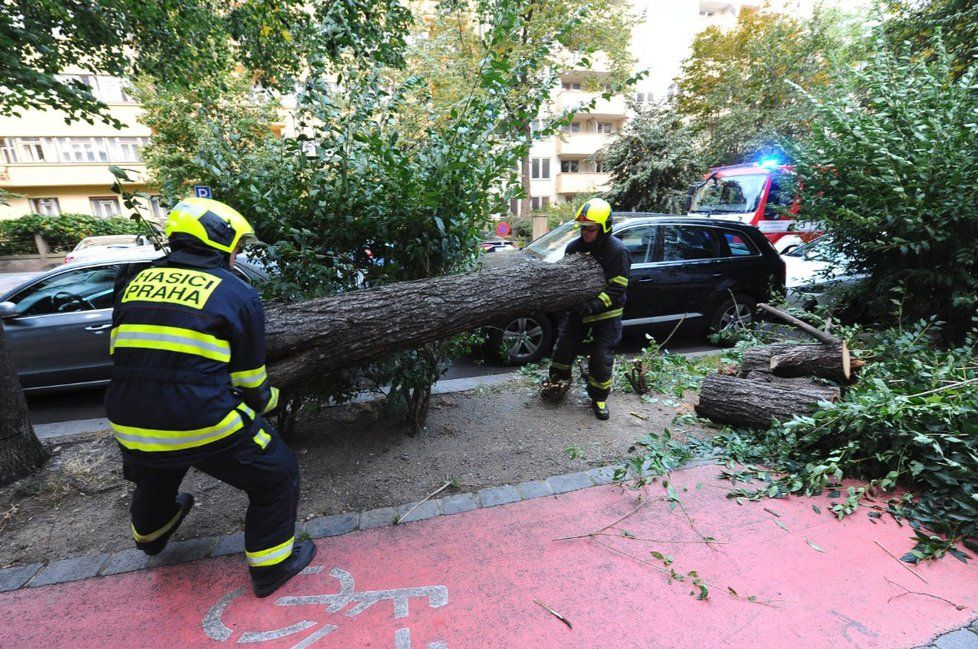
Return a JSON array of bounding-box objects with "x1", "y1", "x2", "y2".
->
[{"x1": 0, "y1": 375, "x2": 713, "y2": 568}]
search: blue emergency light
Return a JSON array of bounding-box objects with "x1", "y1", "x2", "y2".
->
[{"x1": 758, "y1": 157, "x2": 780, "y2": 169}]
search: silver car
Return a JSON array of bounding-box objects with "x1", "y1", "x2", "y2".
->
[{"x1": 0, "y1": 250, "x2": 268, "y2": 393}]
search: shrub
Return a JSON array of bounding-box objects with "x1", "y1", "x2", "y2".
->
[{"x1": 0, "y1": 213, "x2": 143, "y2": 256}]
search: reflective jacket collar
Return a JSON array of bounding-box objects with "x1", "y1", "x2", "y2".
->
[{"x1": 162, "y1": 247, "x2": 226, "y2": 270}]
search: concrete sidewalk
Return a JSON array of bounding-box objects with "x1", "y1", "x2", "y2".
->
[{"x1": 1, "y1": 462, "x2": 975, "y2": 648}]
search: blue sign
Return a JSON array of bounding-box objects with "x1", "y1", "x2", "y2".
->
[{"x1": 194, "y1": 185, "x2": 212, "y2": 199}]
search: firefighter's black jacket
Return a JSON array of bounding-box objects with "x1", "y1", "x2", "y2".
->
[
  {"x1": 566, "y1": 232, "x2": 631, "y2": 323},
  {"x1": 105, "y1": 245, "x2": 278, "y2": 467}
]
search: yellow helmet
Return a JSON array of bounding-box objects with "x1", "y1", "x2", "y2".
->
[
  {"x1": 574, "y1": 198, "x2": 612, "y2": 233},
  {"x1": 164, "y1": 197, "x2": 255, "y2": 254}
]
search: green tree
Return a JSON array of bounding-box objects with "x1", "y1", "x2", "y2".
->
[
  {"x1": 152, "y1": 0, "x2": 595, "y2": 431},
  {"x1": 0, "y1": 0, "x2": 311, "y2": 125},
  {"x1": 788, "y1": 35, "x2": 978, "y2": 338},
  {"x1": 601, "y1": 101, "x2": 703, "y2": 213},
  {"x1": 675, "y1": 6, "x2": 862, "y2": 167},
  {"x1": 884, "y1": 0, "x2": 978, "y2": 78}
]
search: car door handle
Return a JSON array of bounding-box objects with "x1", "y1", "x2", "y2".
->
[
  {"x1": 712, "y1": 273, "x2": 725, "y2": 278},
  {"x1": 85, "y1": 324, "x2": 112, "y2": 332},
  {"x1": 638, "y1": 277, "x2": 658, "y2": 283}
]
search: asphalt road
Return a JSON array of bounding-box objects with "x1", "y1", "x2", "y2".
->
[{"x1": 24, "y1": 330, "x2": 716, "y2": 426}]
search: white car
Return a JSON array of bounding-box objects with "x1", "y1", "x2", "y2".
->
[
  {"x1": 782, "y1": 236, "x2": 865, "y2": 308},
  {"x1": 63, "y1": 233, "x2": 159, "y2": 264}
]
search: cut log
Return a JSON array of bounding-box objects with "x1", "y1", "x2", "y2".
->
[
  {"x1": 695, "y1": 374, "x2": 840, "y2": 429},
  {"x1": 739, "y1": 342, "x2": 852, "y2": 384},
  {"x1": 770, "y1": 340, "x2": 851, "y2": 383},
  {"x1": 265, "y1": 254, "x2": 606, "y2": 388},
  {"x1": 743, "y1": 371, "x2": 841, "y2": 401}
]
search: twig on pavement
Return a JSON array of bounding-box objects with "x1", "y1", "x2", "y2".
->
[
  {"x1": 534, "y1": 600, "x2": 572, "y2": 629},
  {"x1": 552, "y1": 497, "x2": 648, "y2": 542},
  {"x1": 883, "y1": 577, "x2": 967, "y2": 611},
  {"x1": 396, "y1": 481, "x2": 452, "y2": 524},
  {"x1": 875, "y1": 541, "x2": 928, "y2": 584}
]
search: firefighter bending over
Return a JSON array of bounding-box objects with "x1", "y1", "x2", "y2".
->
[
  {"x1": 105, "y1": 197, "x2": 315, "y2": 598},
  {"x1": 541, "y1": 198, "x2": 631, "y2": 420}
]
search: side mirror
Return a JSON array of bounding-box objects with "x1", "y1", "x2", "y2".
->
[{"x1": 0, "y1": 302, "x2": 18, "y2": 319}]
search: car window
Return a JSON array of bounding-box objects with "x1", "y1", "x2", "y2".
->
[
  {"x1": 721, "y1": 231, "x2": 759, "y2": 257},
  {"x1": 614, "y1": 226, "x2": 656, "y2": 264},
  {"x1": 9, "y1": 265, "x2": 121, "y2": 316},
  {"x1": 660, "y1": 225, "x2": 718, "y2": 261}
]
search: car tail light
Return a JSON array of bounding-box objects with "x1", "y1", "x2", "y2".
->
[{"x1": 63, "y1": 254, "x2": 73, "y2": 264}]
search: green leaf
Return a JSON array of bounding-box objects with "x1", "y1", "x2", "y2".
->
[{"x1": 806, "y1": 539, "x2": 825, "y2": 553}]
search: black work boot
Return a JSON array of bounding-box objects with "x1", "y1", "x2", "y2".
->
[
  {"x1": 592, "y1": 400, "x2": 610, "y2": 421},
  {"x1": 251, "y1": 540, "x2": 318, "y2": 598},
  {"x1": 136, "y1": 493, "x2": 194, "y2": 556}
]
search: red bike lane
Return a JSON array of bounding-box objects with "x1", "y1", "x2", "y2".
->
[{"x1": 2, "y1": 463, "x2": 976, "y2": 648}]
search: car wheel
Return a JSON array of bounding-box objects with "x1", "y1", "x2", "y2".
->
[
  {"x1": 490, "y1": 313, "x2": 553, "y2": 365},
  {"x1": 708, "y1": 295, "x2": 757, "y2": 334}
]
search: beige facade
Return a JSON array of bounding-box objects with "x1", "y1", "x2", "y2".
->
[
  {"x1": 521, "y1": 0, "x2": 763, "y2": 216},
  {"x1": 0, "y1": 73, "x2": 158, "y2": 221}
]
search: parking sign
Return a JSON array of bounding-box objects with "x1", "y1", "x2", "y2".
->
[{"x1": 194, "y1": 185, "x2": 212, "y2": 199}]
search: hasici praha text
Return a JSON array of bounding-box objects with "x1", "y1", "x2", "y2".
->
[{"x1": 122, "y1": 268, "x2": 222, "y2": 310}]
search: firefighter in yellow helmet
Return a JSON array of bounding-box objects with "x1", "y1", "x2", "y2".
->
[
  {"x1": 541, "y1": 198, "x2": 631, "y2": 420},
  {"x1": 105, "y1": 196, "x2": 316, "y2": 597}
]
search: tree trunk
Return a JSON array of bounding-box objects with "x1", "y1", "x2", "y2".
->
[
  {"x1": 743, "y1": 371, "x2": 841, "y2": 401},
  {"x1": 265, "y1": 254, "x2": 605, "y2": 388},
  {"x1": 0, "y1": 324, "x2": 48, "y2": 487},
  {"x1": 695, "y1": 374, "x2": 840, "y2": 429},
  {"x1": 739, "y1": 342, "x2": 851, "y2": 383}
]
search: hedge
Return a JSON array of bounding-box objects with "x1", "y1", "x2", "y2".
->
[{"x1": 0, "y1": 213, "x2": 143, "y2": 256}]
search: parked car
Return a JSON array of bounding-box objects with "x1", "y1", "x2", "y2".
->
[
  {"x1": 480, "y1": 238, "x2": 519, "y2": 253},
  {"x1": 487, "y1": 214, "x2": 786, "y2": 364},
  {"x1": 63, "y1": 233, "x2": 159, "y2": 264},
  {"x1": 782, "y1": 235, "x2": 865, "y2": 309},
  {"x1": 0, "y1": 251, "x2": 268, "y2": 393}
]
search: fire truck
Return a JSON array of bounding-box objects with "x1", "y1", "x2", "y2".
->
[{"x1": 686, "y1": 158, "x2": 819, "y2": 253}]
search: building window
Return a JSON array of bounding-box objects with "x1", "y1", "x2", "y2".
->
[
  {"x1": 30, "y1": 198, "x2": 61, "y2": 216},
  {"x1": 149, "y1": 196, "x2": 168, "y2": 220},
  {"x1": 530, "y1": 157, "x2": 551, "y2": 180},
  {"x1": 561, "y1": 82, "x2": 581, "y2": 91},
  {"x1": 530, "y1": 197, "x2": 550, "y2": 211},
  {"x1": 0, "y1": 137, "x2": 16, "y2": 163},
  {"x1": 596, "y1": 122, "x2": 614, "y2": 134},
  {"x1": 561, "y1": 160, "x2": 579, "y2": 173},
  {"x1": 114, "y1": 137, "x2": 143, "y2": 162},
  {"x1": 595, "y1": 160, "x2": 608, "y2": 173},
  {"x1": 559, "y1": 122, "x2": 581, "y2": 134},
  {"x1": 90, "y1": 197, "x2": 121, "y2": 217},
  {"x1": 60, "y1": 137, "x2": 109, "y2": 163},
  {"x1": 18, "y1": 138, "x2": 48, "y2": 162}
]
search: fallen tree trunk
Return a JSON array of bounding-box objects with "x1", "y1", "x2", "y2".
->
[
  {"x1": 743, "y1": 371, "x2": 842, "y2": 401},
  {"x1": 695, "y1": 374, "x2": 841, "y2": 429},
  {"x1": 265, "y1": 255, "x2": 605, "y2": 388},
  {"x1": 740, "y1": 342, "x2": 852, "y2": 383}
]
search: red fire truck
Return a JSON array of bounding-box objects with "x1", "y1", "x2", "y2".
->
[{"x1": 686, "y1": 159, "x2": 819, "y2": 253}]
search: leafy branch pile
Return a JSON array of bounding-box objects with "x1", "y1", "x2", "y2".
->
[{"x1": 711, "y1": 320, "x2": 978, "y2": 561}]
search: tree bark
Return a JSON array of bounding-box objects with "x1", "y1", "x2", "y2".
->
[
  {"x1": 0, "y1": 324, "x2": 48, "y2": 487},
  {"x1": 265, "y1": 254, "x2": 605, "y2": 388},
  {"x1": 743, "y1": 371, "x2": 841, "y2": 401},
  {"x1": 695, "y1": 374, "x2": 840, "y2": 429},
  {"x1": 739, "y1": 341, "x2": 851, "y2": 383}
]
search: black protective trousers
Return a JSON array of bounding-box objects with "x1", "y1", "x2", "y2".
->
[
  {"x1": 123, "y1": 419, "x2": 299, "y2": 562},
  {"x1": 548, "y1": 314, "x2": 623, "y2": 402}
]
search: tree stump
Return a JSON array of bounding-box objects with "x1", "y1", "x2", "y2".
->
[{"x1": 739, "y1": 342, "x2": 852, "y2": 384}]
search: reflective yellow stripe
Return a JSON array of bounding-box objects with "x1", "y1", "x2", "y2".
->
[
  {"x1": 247, "y1": 536, "x2": 295, "y2": 567},
  {"x1": 253, "y1": 428, "x2": 271, "y2": 449},
  {"x1": 111, "y1": 407, "x2": 246, "y2": 452},
  {"x1": 582, "y1": 308, "x2": 623, "y2": 323},
  {"x1": 597, "y1": 292, "x2": 612, "y2": 308},
  {"x1": 239, "y1": 403, "x2": 256, "y2": 420},
  {"x1": 131, "y1": 507, "x2": 185, "y2": 543},
  {"x1": 588, "y1": 376, "x2": 613, "y2": 390},
  {"x1": 110, "y1": 324, "x2": 231, "y2": 363},
  {"x1": 610, "y1": 275, "x2": 628, "y2": 286},
  {"x1": 231, "y1": 365, "x2": 268, "y2": 389},
  {"x1": 262, "y1": 387, "x2": 280, "y2": 415},
  {"x1": 550, "y1": 361, "x2": 571, "y2": 371}
]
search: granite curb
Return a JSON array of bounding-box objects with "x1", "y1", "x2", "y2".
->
[{"x1": 0, "y1": 460, "x2": 654, "y2": 593}]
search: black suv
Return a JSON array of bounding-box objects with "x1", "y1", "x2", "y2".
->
[{"x1": 488, "y1": 214, "x2": 786, "y2": 364}]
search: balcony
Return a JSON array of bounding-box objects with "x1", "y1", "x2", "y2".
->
[
  {"x1": 556, "y1": 133, "x2": 613, "y2": 157},
  {"x1": 556, "y1": 172, "x2": 611, "y2": 195},
  {"x1": 0, "y1": 162, "x2": 149, "y2": 188},
  {"x1": 555, "y1": 91, "x2": 627, "y2": 118}
]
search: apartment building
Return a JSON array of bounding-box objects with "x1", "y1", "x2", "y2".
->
[
  {"x1": 0, "y1": 72, "x2": 159, "y2": 221},
  {"x1": 520, "y1": 0, "x2": 763, "y2": 218}
]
